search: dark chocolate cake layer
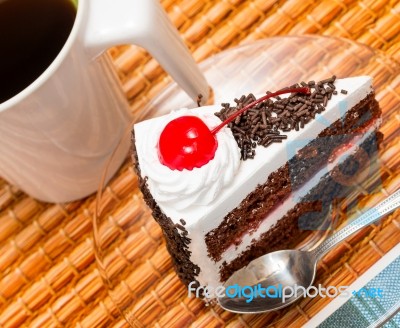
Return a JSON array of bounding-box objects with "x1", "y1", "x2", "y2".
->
[
  {"x1": 205, "y1": 93, "x2": 380, "y2": 262},
  {"x1": 219, "y1": 131, "x2": 382, "y2": 281}
]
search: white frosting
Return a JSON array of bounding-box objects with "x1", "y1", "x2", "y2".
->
[
  {"x1": 136, "y1": 108, "x2": 240, "y2": 212},
  {"x1": 134, "y1": 76, "x2": 375, "y2": 289}
]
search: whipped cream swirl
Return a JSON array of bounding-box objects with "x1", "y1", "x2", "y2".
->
[{"x1": 137, "y1": 109, "x2": 241, "y2": 212}]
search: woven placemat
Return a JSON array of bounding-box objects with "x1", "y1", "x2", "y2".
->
[{"x1": 0, "y1": 1, "x2": 399, "y2": 327}]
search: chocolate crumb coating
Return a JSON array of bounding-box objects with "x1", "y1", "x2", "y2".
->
[{"x1": 131, "y1": 132, "x2": 201, "y2": 287}]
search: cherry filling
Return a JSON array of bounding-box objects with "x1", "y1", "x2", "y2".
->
[{"x1": 158, "y1": 87, "x2": 310, "y2": 171}]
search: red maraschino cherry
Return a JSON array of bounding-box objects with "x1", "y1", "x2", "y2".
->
[{"x1": 158, "y1": 87, "x2": 310, "y2": 171}]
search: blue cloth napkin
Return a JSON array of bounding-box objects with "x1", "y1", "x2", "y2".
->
[{"x1": 318, "y1": 255, "x2": 400, "y2": 328}]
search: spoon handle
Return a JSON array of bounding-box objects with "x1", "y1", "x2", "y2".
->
[{"x1": 312, "y1": 188, "x2": 400, "y2": 261}]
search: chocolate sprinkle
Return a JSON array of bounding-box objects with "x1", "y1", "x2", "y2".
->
[
  {"x1": 215, "y1": 76, "x2": 339, "y2": 160},
  {"x1": 196, "y1": 94, "x2": 203, "y2": 107}
]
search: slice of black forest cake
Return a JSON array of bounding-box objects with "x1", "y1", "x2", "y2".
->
[{"x1": 132, "y1": 75, "x2": 381, "y2": 295}]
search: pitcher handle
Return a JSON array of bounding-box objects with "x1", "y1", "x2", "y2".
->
[{"x1": 83, "y1": 0, "x2": 209, "y2": 103}]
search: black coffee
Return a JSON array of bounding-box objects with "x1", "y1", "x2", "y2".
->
[{"x1": 0, "y1": 0, "x2": 77, "y2": 103}]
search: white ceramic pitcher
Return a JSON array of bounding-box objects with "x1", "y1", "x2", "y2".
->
[{"x1": 0, "y1": 0, "x2": 209, "y2": 203}]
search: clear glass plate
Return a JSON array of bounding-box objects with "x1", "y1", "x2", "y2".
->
[{"x1": 94, "y1": 36, "x2": 400, "y2": 327}]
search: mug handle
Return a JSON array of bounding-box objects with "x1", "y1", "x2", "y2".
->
[{"x1": 83, "y1": 0, "x2": 209, "y2": 103}]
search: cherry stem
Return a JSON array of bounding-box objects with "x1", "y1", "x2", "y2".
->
[{"x1": 211, "y1": 87, "x2": 310, "y2": 135}]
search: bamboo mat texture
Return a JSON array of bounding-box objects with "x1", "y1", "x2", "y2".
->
[{"x1": 1, "y1": 0, "x2": 400, "y2": 327}]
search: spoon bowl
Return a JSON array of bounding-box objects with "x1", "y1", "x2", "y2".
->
[
  {"x1": 218, "y1": 189, "x2": 400, "y2": 313},
  {"x1": 220, "y1": 250, "x2": 316, "y2": 313}
]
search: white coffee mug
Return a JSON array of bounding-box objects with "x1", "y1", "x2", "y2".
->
[{"x1": 0, "y1": 0, "x2": 209, "y2": 203}]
